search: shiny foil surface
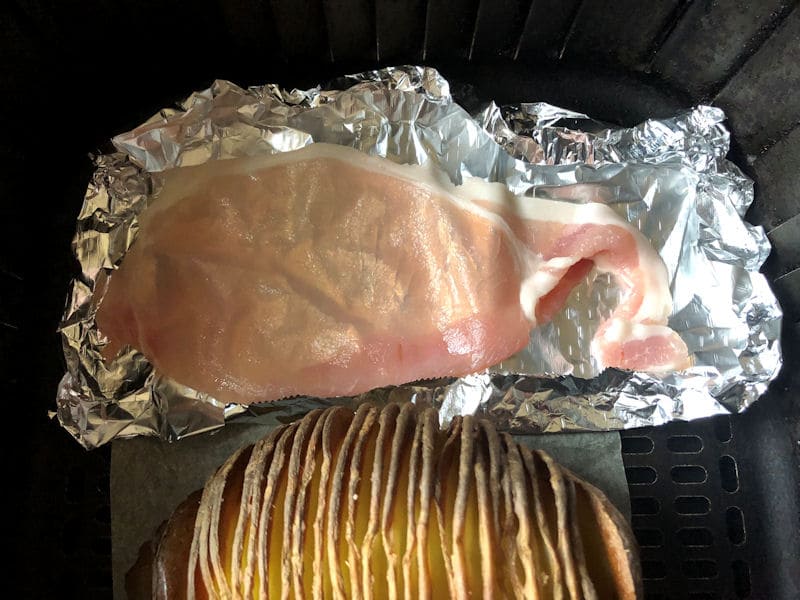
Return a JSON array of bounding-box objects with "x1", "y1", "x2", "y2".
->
[{"x1": 56, "y1": 66, "x2": 781, "y2": 448}]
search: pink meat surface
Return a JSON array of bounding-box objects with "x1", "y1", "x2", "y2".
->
[
  {"x1": 96, "y1": 144, "x2": 689, "y2": 405},
  {"x1": 479, "y1": 196, "x2": 691, "y2": 372}
]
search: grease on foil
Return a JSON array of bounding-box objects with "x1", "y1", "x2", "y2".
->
[{"x1": 55, "y1": 66, "x2": 781, "y2": 448}]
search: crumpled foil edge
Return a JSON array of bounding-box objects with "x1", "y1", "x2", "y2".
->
[{"x1": 55, "y1": 66, "x2": 781, "y2": 448}]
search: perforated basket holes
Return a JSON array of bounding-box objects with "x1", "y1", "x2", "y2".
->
[{"x1": 621, "y1": 415, "x2": 752, "y2": 599}]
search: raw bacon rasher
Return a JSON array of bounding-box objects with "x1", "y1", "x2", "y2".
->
[{"x1": 96, "y1": 144, "x2": 689, "y2": 405}]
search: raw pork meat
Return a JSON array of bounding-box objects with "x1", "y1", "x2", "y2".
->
[{"x1": 96, "y1": 144, "x2": 689, "y2": 405}]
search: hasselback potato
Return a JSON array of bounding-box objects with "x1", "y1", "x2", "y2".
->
[{"x1": 128, "y1": 403, "x2": 641, "y2": 599}]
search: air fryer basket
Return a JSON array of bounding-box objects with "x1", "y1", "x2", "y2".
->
[{"x1": 5, "y1": 1, "x2": 799, "y2": 598}]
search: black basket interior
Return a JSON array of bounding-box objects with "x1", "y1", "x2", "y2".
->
[{"x1": 4, "y1": 0, "x2": 799, "y2": 598}]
